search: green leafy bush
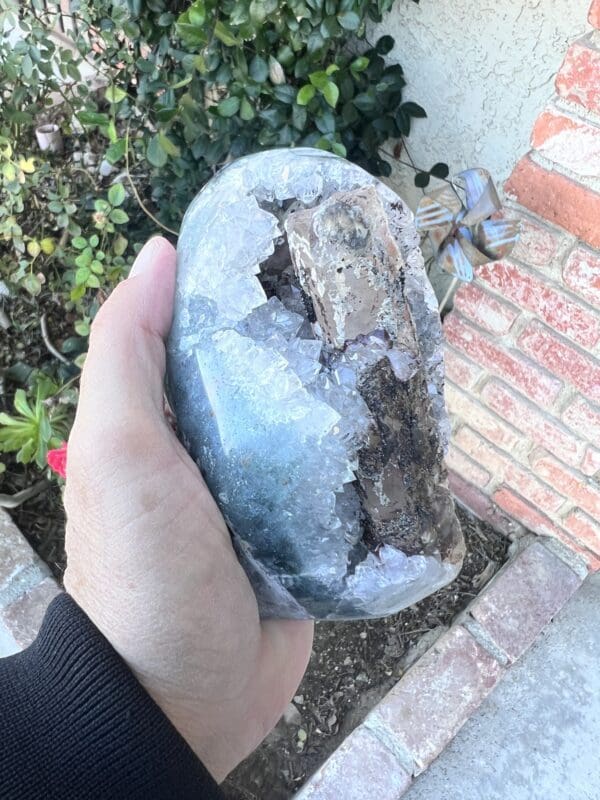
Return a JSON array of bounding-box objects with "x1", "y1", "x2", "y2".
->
[{"x1": 0, "y1": 0, "x2": 435, "y2": 475}]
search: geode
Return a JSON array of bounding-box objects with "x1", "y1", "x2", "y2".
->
[{"x1": 167, "y1": 148, "x2": 464, "y2": 620}]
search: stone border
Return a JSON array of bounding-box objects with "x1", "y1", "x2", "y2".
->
[
  {"x1": 0, "y1": 509, "x2": 589, "y2": 798},
  {"x1": 297, "y1": 536, "x2": 587, "y2": 798},
  {"x1": 0, "y1": 509, "x2": 62, "y2": 657}
]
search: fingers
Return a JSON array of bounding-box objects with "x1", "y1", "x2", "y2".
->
[
  {"x1": 76, "y1": 237, "x2": 176, "y2": 431},
  {"x1": 254, "y1": 619, "x2": 314, "y2": 733}
]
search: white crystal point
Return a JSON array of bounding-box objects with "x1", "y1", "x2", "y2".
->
[{"x1": 168, "y1": 148, "x2": 464, "y2": 620}]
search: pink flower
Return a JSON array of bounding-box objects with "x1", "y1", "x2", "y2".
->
[{"x1": 47, "y1": 441, "x2": 68, "y2": 479}]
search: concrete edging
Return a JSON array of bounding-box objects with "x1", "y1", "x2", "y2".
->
[
  {"x1": 0, "y1": 509, "x2": 62, "y2": 657},
  {"x1": 296, "y1": 536, "x2": 587, "y2": 798}
]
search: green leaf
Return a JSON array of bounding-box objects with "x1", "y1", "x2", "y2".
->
[
  {"x1": 72, "y1": 236, "x2": 87, "y2": 250},
  {"x1": 214, "y1": 20, "x2": 238, "y2": 46},
  {"x1": 75, "y1": 266, "x2": 91, "y2": 286},
  {"x1": 337, "y1": 11, "x2": 360, "y2": 30},
  {"x1": 105, "y1": 85, "x2": 127, "y2": 104},
  {"x1": 296, "y1": 84, "x2": 316, "y2": 106},
  {"x1": 106, "y1": 139, "x2": 126, "y2": 164},
  {"x1": 322, "y1": 82, "x2": 339, "y2": 108},
  {"x1": 113, "y1": 234, "x2": 128, "y2": 256},
  {"x1": 158, "y1": 132, "x2": 181, "y2": 157},
  {"x1": 78, "y1": 111, "x2": 110, "y2": 127},
  {"x1": 22, "y1": 54, "x2": 33, "y2": 79},
  {"x1": 109, "y1": 208, "x2": 129, "y2": 224},
  {"x1": 86, "y1": 274, "x2": 101, "y2": 289},
  {"x1": 402, "y1": 101, "x2": 427, "y2": 118},
  {"x1": 108, "y1": 183, "x2": 126, "y2": 207},
  {"x1": 214, "y1": 95, "x2": 240, "y2": 118},
  {"x1": 22, "y1": 273, "x2": 42, "y2": 296},
  {"x1": 249, "y1": 55, "x2": 269, "y2": 83},
  {"x1": 351, "y1": 56, "x2": 369, "y2": 73},
  {"x1": 240, "y1": 97, "x2": 255, "y2": 120},
  {"x1": 75, "y1": 319, "x2": 90, "y2": 337},
  {"x1": 331, "y1": 141, "x2": 347, "y2": 157},
  {"x1": 89, "y1": 234, "x2": 99, "y2": 248},
  {"x1": 309, "y1": 70, "x2": 329, "y2": 90},
  {"x1": 147, "y1": 134, "x2": 168, "y2": 168}
]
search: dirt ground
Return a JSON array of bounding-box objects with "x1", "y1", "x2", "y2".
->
[{"x1": 222, "y1": 505, "x2": 508, "y2": 799}]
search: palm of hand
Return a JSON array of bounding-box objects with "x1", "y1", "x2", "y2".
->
[{"x1": 64, "y1": 238, "x2": 313, "y2": 781}]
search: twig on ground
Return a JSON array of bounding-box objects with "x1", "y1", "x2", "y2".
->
[
  {"x1": 124, "y1": 125, "x2": 179, "y2": 237},
  {"x1": 0, "y1": 480, "x2": 49, "y2": 509},
  {"x1": 40, "y1": 313, "x2": 71, "y2": 365}
]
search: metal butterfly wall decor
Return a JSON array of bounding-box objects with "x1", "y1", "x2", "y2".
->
[{"x1": 415, "y1": 168, "x2": 520, "y2": 284}]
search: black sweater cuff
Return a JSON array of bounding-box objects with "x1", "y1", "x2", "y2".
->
[{"x1": 0, "y1": 593, "x2": 222, "y2": 799}]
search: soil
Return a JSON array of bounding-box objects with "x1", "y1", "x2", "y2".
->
[{"x1": 222, "y1": 505, "x2": 508, "y2": 799}]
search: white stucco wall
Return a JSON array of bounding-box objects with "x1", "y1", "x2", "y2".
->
[{"x1": 377, "y1": 0, "x2": 592, "y2": 209}]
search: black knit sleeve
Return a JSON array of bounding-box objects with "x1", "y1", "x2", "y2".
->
[{"x1": 0, "y1": 593, "x2": 223, "y2": 800}]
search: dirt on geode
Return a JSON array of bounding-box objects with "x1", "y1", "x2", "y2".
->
[{"x1": 222, "y1": 505, "x2": 508, "y2": 799}]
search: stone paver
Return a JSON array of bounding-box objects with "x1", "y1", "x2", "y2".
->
[
  {"x1": 365, "y1": 625, "x2": 504, "y2": 775},
  {"x1": 0, "y1": 510, "x2": 50, "y2": 606},
  {"x1": 295, "y1": 726, "x2": 412, "y2": 800},
  {"x1": 468, "y1": 541, "x2": 581, "y2": 662},
  {"x1": 403, "y1": 571, "x2": 600, "y2": 800},
  {"x1": 1, "y1": 577, "x2": 62, "y2": 649}
]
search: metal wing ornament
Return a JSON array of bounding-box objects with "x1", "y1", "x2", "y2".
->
[{"x1": 415, "y1": 168, "x2": 520, "y2": 283}]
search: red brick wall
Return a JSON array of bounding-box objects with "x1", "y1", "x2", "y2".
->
[{"x1": 444, "y1": 5, "x2": 600, "y2": 570}]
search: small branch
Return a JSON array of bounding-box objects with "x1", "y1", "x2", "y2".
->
[
  {"x1": 0, "y1": 480, "x2": 49, "y2": 509},
  {"x1": 40, "y1": 313, "x2": 71, "y2": 365},
  {"x1": 125, "y1": 125, "x2": 179, "y2": 237},
  {"x1": 438, "y1": 276, "x2": 458, "y2": 315}
]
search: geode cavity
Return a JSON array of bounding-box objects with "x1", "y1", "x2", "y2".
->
[{"x1": 167, "y1": 148, "x2": 464, "y2": 620}]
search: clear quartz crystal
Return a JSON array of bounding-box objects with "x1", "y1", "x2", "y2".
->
[{"x1": 167, "y1": 148, "x2": 464, "y2": 620}]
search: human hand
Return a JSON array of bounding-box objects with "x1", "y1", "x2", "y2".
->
[{"x1": 63, "y1": 236, "x2": 314, "y2": 782}]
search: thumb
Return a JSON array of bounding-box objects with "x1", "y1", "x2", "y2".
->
[{"x1": 75, "y1": 236, "x2": 177, "y2": 432}]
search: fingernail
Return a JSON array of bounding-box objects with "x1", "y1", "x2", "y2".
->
[{"x1": 129, "y1": 237, "x2": 165, "y2": 278}]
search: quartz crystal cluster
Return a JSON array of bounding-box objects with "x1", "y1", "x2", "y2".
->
[{"x1": 167, "y1": 148, "x2": 464, "y2": 620}]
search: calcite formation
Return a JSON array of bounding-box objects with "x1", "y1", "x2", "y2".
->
[{"x1": 167, "y1": 148, "x2": 464, "y2": 620}]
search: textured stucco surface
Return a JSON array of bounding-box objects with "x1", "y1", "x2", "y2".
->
[
  {"x1": 376, "y1": 0, "x2": 591, "y2": 209},
  {"x1": 402, "y1": 572, "x2": 600, "y2": 800}
]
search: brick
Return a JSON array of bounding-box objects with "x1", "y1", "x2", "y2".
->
[
  {"x1": 0, "y1": 578, "x2": 61, "y2": 650},
  {"x1": 453, "y1": 282, "x2": 518, "y2": 335},
  {"x1": 590, "y1": 0, "x2": 600, "y2": 28},
  {"x1": 445, "y1": 383, "x2": 521, "y2": 451},
  {"x1": 470, "y1": 541, "x2": 581, "y2": 662},
  {"x1": 518, "y1": 320, "x2": 600, "y2": 404},
  {"x1": 582, "y1": 447, "x2": 600, "y2": 476},
  {"x1": 445, "y1": 443, "x2": 491, "y2": 488},
  {"x1": 444, "y1": 314, "x2": 562, "y2": 408},
  {"x1": 555, "y1": 41, "x2": 600, "y2": 116},
  {"x1": 444, "y1": 346, "x2": 483, "y2": 389},
  {"x1": 505, "y1": 157, "x2": 600, "y2": 249},
  {"x1": 532, "y1": 452, "x2": 600, "y2": 518},
  {"x1": 531, "y1": 108, "x2": 600, "y2": 178},
  {"x1": 564, "y1": 509, "x2": 600, "y2": 556},
  {"x1": 482, "y1": 380, "x2": 585, "y2": 467},
  {"x1": 493, "y1": 487, "x2": 566, "y2": 538},
  {"x1": 510, "y1": 216, "x2": 562, "y2": 268},
  {"x1": 448, "y1": 470, "x2": 518, "y2": 536},
  {"x1": 455, "y1": 428, "x2": 565, "y2": 513},
  {"x1": 366, "y1": 626, "x2": 503, "y2": 775},
  {"x1": 296, "y1": 725, "x2": 412, "y2": 800},
  {"x1": 563, "y1": 247, "x2": 600, "y2": 308},
  {"x1": 562, "y1": 394, "x2": 600, "y2": 444},
  {"x1": 478, "y1": 260, "x2": 600, "y2": 348}
]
